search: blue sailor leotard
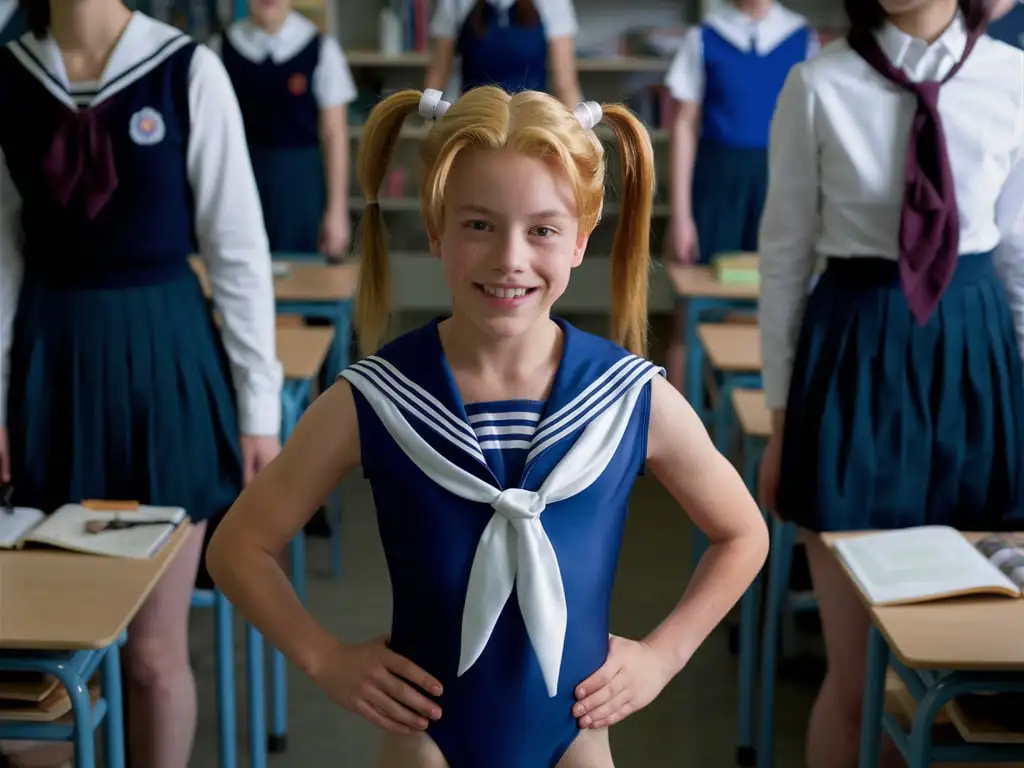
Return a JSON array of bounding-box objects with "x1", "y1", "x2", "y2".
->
[{"x1": 340, "y1": 318, "x2": 662, "y2": 767}]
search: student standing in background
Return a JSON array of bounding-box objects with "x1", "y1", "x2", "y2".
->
[
  {"x1": 663, "y1": 0, "x2": 816, "y2": 389},
  {"x1": 425, "y1": 0, "x2": 582, "y2": 107},
  {"x1": 0, "y1": 0, "x2": 25, "y2": 44},
  {"x1": 211, "y1": 0, "x2": 355, "y2": 260},
  {"x1": 0, "y1": 1, "x2": 281, "y2": 766},
  {"x1": 758, "y1": 0, "x2": 1023, "y2": 764}
]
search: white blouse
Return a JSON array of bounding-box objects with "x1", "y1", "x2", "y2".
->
[
  {"x1": 665, "y1": 2, "x2": 819, "y2": 103},
  {"x1": 0, "y1": 13, "x2": 283, "y2": 435},
  {"x1": 429, "y1": 0, "x2": 578, "y2": 41},
  {"x1": 758, "y1": 13, "x2": 1024, "y2": 409},
  {"x1": 208, "y1": 12, "x2": 356, "y2": 109}
]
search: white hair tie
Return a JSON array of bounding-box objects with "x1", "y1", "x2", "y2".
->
[
  {"x1": 419, "y1": 89, "x2": 452, "y2": 121},
  {"x1": 574, "y1": 101, "x2": 602, "y2": 131}
]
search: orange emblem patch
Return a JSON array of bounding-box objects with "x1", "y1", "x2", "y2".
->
[{"x1": 288, "y1": 73, "x2": 308, "y2": 95}]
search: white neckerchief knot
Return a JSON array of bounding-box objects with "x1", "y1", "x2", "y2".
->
[
  {"x1": 491, "y1": 488, "x2": 545, "y2": 521},
  {"x1": 340, "y1": 357, "x2": 660, "y2": 697}
]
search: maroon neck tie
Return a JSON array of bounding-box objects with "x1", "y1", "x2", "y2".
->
[
  {"x1": 42, "y1": 103, "x2": 119, "y2": 221},
  {"x1": 846, "y1": 26, "x2": 980, "y2": 324}
]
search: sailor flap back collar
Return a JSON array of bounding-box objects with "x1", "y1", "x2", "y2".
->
[{"x1": 339, "y1": 318, "x2": 663, "y2": 698}]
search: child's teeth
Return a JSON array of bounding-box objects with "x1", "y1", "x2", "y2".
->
[{"x1": 484, "y1": 286, "x2": 527, "y2": 298}]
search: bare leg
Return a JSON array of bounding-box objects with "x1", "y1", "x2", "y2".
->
[
  {"x1": 121, "y1": 521, "x2": 207, "y2": 768},
  {"x1": 0, "y1": 741, "x2": 71, "y2": 768},
  {"x1": 377, "y1": 732, "x2": 449, "y2": 768},
  {"x1": 558, "y1": 728, "x2": 613, "y2": 768},
  {"x1": 805, "y1": 537, "x2": 904, "y2": 768}
]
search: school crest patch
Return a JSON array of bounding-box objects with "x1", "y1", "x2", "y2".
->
[
  {"x1": 288, "y1": 72, "x2": 308, "y2": 95},
  {"x1": 129, "y1": 107, "x2": 166, "y2": 146}
]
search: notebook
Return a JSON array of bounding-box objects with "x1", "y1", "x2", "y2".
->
[
  {"x1": 712, "y1": 252, "x2": 760, "y2": 285},
  {"x1": 0, "y1": 502, "x2": 186, "y2": 559},
  {"x1": 831, "y1": 526, "x2": 1024, "y2": 606}
]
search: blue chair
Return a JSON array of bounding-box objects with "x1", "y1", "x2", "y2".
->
[{"x1": 0, "y1": 635, "x2": 126, "y2": 768}]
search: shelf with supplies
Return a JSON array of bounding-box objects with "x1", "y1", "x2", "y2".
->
[{"x1": 344, "y1": 50, "x2": 671, "y2": 73}]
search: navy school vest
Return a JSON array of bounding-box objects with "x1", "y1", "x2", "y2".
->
[
  {"x1": 221, "y1": 33, "x2": 321, "y2": 148},
  {"x1": 0, "y1": 37, "x2": 198, "y2": 288},
  {"x1": 700, "y1": 24, "x2": 810, "y2": 149},
  {"x1": 457, "y1": 3, "x2": 547, "y2": 94}
]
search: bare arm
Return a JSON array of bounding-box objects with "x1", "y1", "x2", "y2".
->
[
  {"x1": 548, "y1": 36, "x2": 582, "y2": 107},
  {"x1": 319, "y1": 105, "x2": 349, "y2": 217},
  {"x1": 669, "y1": 101, "x2": 701, "y2": 230},
  {"x1": 425, "y1": 37, "x2": 455, "y2": 91},
  {"x1": 206, "y1": 382, "x2": 361, "y2": 678},
  {"x1": 642, "y1": 375, "x2": 768, "y2": 672}
]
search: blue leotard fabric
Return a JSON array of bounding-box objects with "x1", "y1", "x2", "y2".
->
[{"x1": 341, "y1": 318, "x2": 660, "y2": 767}]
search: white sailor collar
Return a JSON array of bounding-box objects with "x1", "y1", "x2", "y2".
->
[
  {"x1": 873, "y1": 8, "x2": 967, "y2": 80},
  {"x1": 7, "y1": 12, "x2": 189, "y2": 110},
  {"x1": 226, "y1": 12, "x2": 319, "y2": 64},
  {"x1": 705, "y1": 2, "x2": 808, "y2": 54}
]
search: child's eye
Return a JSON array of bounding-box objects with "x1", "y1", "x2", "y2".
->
[
  {"x1": 531, "y1": 226, "x2": 556, "y2": 237},
  {"x1": 464, "y1": 219, "x2": 492, "y2": 232}
]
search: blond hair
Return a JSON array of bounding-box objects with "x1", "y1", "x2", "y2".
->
[{"x1": 355, "y1": 86, "x2": 655, "y2": 357}]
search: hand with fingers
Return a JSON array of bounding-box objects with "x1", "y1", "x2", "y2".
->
[
  {"x1": 572, "y1": 635, "x2": 675, "y2": 730},
  {"x1": 315, "y1": 635, "x2": 444, "y2": 734}
]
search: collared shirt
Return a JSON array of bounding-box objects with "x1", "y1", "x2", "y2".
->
[
  {"x1": 758, "y1": 11, "x2": 1024, "y2": 408},
  {"x1": 0, "y1": 0, "x2": 18, "y2": 33},
  {"x1": 0, "y1": 12, "x2": 283, "y2": 433},
  {"x1": 429, "y1": 0, "x2": 578, "y2": 40},
  {"x1": 665, "y1": 2, "x2": 818, "y2": 102},
  {"x1": 208, "y1": 12, "x2": 355, "y2": 109}
]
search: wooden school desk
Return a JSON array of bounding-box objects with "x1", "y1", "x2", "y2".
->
[
  {"x1": 822, "y1": 531, "x2": 1024, "y2": 768},
  {"x1": 0, "y1": 523, "x2": 194, "y2": 768},
  {"x1": 668, "y1": 265, "x2": 759, "y2": 425}
]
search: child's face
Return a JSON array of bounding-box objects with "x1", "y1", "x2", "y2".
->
[
  {"x1": 878, "y1": 0, "x2": 951, "y2": 16},
  {"x1": 431, "y1": 148, "x2": 587, "y2": 341},
  {"x1": 249, "y1": 0, "x2": 291, "y2": 29}
]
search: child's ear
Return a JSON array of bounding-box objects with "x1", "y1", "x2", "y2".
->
[
  {"x1": 427, "y1": 224, "x2": 442, "y2": 258},
  {"x1": 572, "y1": 230, "x2": 590, "y2": 268}
]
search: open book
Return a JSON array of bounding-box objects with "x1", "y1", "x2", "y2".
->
[
  {"x1": 0, "y1": 502, "x2": 185, "y2": 559},
  {"x1": 832, "y1": 526, "x2": 1024, "y2": 606}
]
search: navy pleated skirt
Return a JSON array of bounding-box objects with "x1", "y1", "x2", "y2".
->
[
  {"x1": 691, "y1": 140, "x2": 768, "y2": 265},
  {"x1": 778, "y1": 251, "x2": 1024, "y2": 532},
  {"x1": 250, "y1": 145, "x2": 325, "y2": 254},
  {"x1": 6, "y1": 262, "x2": 243, "y2": 522}
]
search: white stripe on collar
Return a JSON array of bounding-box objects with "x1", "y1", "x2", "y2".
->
[
  {"x1": 705, "y1": 2, "x2": 808, "y2": 54},
  {"x1": 226, "y1": 12, "x2": 319, "y2": 65},
  {"x1": 8, "y1": 12, "x2": 190, "y2": 110},
  {"x1": 0, "y1": 0, "x2": 18, "y2": 33}
]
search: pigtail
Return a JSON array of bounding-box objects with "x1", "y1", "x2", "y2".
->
[
  {"x1": 600, "y1": 105, "x2": 655, "y2": 358},
  {"x1": 354, "y1": 89, "x2": 423, "y2": 356}
]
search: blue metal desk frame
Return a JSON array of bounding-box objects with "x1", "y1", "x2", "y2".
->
[
  {"x1": 0, "y1": 633, "x2": 126, "y2": 768},
  {"x1": 860, "y1": 627, "x2": 1024, "y2": 768}
]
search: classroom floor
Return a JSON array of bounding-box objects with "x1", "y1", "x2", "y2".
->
[{"x1": 186, "y1": 314, "x2": 823, "y2": 767}]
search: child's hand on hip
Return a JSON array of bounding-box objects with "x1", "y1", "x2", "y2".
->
[
  {"x1": 317, "y1": 635, "x2": 444, "y2": 734},
  {"x1": 573, "y1": 635, "x2": 674, "y2": 729}
]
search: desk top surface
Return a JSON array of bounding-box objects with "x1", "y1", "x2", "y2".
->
[
  {"x1": 0, "y1": 523, "x2": 194, "y2": 650},
  {"x1": 822, "y1": 531, "x2": 1024, "y2": 670},
  {"x1": 190, "y1": 258, "x2": 358, "y2": 302},
  {"x1": 668, "y1": 265, "x2": 760, "y2": 300},
  {"x1": 697, "y1": 323, "x2": 762, "y2": 372},
  {"x1": 732, "y1": 388, "x2": 771, "y2": 437},
  {"x1": 278, "y1": 326, "x2": 336, "y2": 380}
]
